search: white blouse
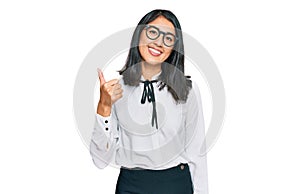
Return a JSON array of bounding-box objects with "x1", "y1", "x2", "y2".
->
[{"x1": 90, "y1": 71, "x2": 208, "y2": 194}]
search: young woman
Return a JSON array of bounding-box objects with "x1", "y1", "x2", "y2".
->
[{"x1": 90, "y1": 9, "x2": 208, "y2": 194}]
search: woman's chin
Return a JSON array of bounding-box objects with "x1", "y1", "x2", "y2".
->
[{"x1": 144, "y1": 60, "x2": 162, "y2": 66}]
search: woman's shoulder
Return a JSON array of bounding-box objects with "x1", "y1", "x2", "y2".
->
[
  {"x1": 186, "y1": 79, "x2": 202, "y2": 103},
  {"x1": 119, "y1": 75, "x2": 142, "y2": 88},
  {"x1": 117, "y1": 75, "x2": 138, "y2": 93},
  {"x1": 190, "y1": 79, "x2": 200, "y2": 93}
]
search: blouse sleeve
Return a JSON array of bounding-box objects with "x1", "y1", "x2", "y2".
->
[
  {"x1": 185, "y1": 82, "x2": 209, "y2": 194},
  {"x1": 89, "y1": 103, "x2": 120, "y2": 169}
]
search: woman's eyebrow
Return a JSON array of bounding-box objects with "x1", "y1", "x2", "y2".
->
[{"x1": 149, "y1": 25, "x2": 175, "y2": 34}]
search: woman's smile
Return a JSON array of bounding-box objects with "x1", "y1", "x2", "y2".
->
[{"x1": 148, "y1": 46, "x2": 162, "y2": 56}]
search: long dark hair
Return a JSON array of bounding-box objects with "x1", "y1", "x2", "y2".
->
[{"x1": 118, "y1": 9, "x2": 192, "y2": 104}]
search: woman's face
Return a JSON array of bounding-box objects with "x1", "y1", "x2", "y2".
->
[{"x1": 139, "y1": 16, "x2": 176, "y2": 65}]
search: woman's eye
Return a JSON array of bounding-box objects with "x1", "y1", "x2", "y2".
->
[
  {"x1": 166, "y1": 36, "x2": 173, "y2": 42},
  {"x1": 149, "y1": 30, "x2": 158, "y2": 35}
]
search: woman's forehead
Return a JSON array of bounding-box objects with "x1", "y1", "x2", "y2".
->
[{"x1": 147, "y1": 16, "x2": 175, "y2": 33}]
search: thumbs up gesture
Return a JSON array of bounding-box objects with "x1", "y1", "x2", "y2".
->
[{"x1": 97, "y1": 68, "x2": 123, "y2": 116}]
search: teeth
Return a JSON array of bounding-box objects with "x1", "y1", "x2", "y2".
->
[{"x1": 149, "y1": 47, "x2": 161, "y2": 54}]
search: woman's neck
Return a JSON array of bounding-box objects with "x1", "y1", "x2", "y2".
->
[{"x1": 141, "y1": 61, "x2": 162, "y2": 80}]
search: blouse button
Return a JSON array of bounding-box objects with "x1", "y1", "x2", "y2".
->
[
  {"x1": 180, "y1": 164, "x2": 185, "y2": 170},
  {"x1": 105, "y1": 127, "x2": 109, "y2": 131},
  {"x1": 105, "y1": 120, "x2": 108, "y2": 123}
]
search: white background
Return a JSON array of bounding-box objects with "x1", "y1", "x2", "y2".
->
[{"x1": 1, "y1": 0, "x2": 299, "y2": 193}]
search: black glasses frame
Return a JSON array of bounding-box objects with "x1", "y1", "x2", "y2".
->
[{"x1": 144, "y1": 25, "x2": 178, "y2": 47}]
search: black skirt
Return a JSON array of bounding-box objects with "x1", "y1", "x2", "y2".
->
[{"x1": 115, "y1": 163, "x2": 194, "y2": 194}]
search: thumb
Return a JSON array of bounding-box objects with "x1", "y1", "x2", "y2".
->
[{"x1": 97, "y1": 68, "x2": 106, "y2": 85}]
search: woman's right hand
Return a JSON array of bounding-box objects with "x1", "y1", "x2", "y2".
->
[{"x1": 97, "y1": 68, "x2": 123, "y2": 116}]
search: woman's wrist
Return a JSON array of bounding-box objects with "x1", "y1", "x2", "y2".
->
[{"x1": 97, "y1": 101, "x2": 112, "y2": 117}]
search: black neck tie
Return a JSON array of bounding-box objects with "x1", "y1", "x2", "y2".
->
[{"x1": 140, "y1": 79, "x2": 158, "y2": 129}]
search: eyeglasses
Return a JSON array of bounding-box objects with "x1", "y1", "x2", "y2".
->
[{"x1": 144, "y1": 25, "x2": 178, "y2": 47}]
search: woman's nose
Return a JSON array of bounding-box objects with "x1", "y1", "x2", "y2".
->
[{"x1": 153, "y1": 34, "x2": 164, "y2": 46}]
